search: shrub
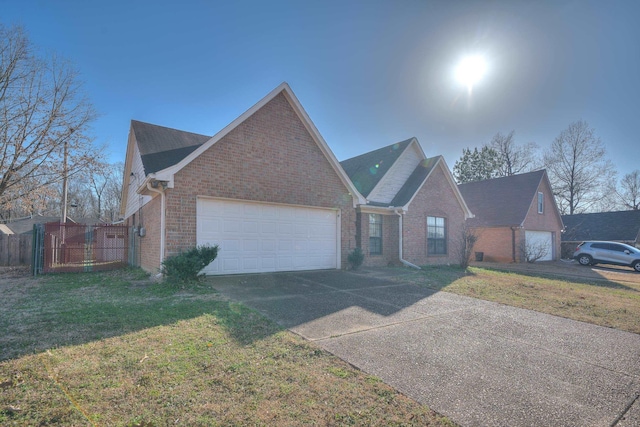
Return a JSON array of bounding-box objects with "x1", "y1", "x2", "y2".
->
[
  {"x1": 348, "y1": 247, "x2": 364, "y2": 270},
  {"x1": 161, "y1": 245, "x2": 219, "y2": 283}
]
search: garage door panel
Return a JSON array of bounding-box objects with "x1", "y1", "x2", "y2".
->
[
  {"x1": 525, "y1": 231, "x2": 553, "y2": 261},
  {"x1": 261, "y1": 221, "x2": 277, "y2": 234},
  {"x1": 197, "y1": 198, "x2": 338, "y2": 275}
]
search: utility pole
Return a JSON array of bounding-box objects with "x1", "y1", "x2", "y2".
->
[{"x1": 61, "y1": 138, "x2": 69, "y2": 224}]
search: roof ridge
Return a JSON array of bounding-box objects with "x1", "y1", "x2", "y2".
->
[
  {"x1": 340, "y1": 138, "x2": 415, "y2": 165},
  {"x1": 457, "y1": 169, "x2": 545, "y2": 187}
]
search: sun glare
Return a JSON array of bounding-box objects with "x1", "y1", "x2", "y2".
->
[{"x1": 455, "y1": 55, "x2": 487, "y2": 89}]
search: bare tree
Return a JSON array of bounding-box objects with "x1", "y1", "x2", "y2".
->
[
  {"x1": 543, "y1": 120, "x2": 616, "y2": 215},
  {"x1": 455, "y1": 224, "x2": 479, "y2": 269},
  {"x1": 0, "y1": 24, "x2": 96, "y2": 211},
  {"x1": 617, "y1": 170, "x2": 640, "y2": 210},
  {"x1": 520, "y1": 239, "x2": 549, "y2": 263},
  {"x1": 490, "y1": 131, "x2": 538, "y2": 177},
  {"x1": 102, "y1": 162, "x2": 123, "y2": 222}
]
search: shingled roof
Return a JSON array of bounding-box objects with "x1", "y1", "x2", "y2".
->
[
  {"x1": 131, "y1": 120, "x2": 210, "y2": 174},
  {"x1": 562, "y1": 210, "x2": 640, "y2": 242},
  {"x1": 389, "y1": 156, "x2": 441, "y2": 207},
  {"x1": 340, "y1": 138, "x2": 413, "y2": 197},
  {"x1": 458, "y1": 170, "x2": 546, "y2": 227}
]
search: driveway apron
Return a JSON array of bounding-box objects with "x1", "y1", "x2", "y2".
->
[{"x1": 209, "y1": 270, "x2": 640, "y2": 427}]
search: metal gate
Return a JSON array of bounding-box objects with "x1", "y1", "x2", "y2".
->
[{"x1": 33, "y1": 222, "x2": 130, "y2": 274}]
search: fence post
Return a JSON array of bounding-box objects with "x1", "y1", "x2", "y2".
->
[{"x1": 32, "y1": 224, "x2": 44, "y2": 275}]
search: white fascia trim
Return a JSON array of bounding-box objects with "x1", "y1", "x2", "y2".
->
[
  {"x1": 120, "y1": 125, "x2": 136, "y2": 217},
  {"x1": 366, "y1": 138, "x2": 420, "y2": 202},
  {"x1": 152, "y1": 82, "x2": 365, "y2": 207},
  {"x1": 541, "y1": 170, "x2": 564, "y2": 229},
  {"x1": 280, "y1": 87, "x2": 366, "y2": 207},
  {"x1": 358, "y1": 205, "x2": 402, "y2": 214},
  {"x1": 439, "y1": 158, "x2": 474, "y2": 219}
]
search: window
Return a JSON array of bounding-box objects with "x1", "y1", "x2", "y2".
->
[
  {"x1": 538, "y1": 192, "x2": 544, "y2": 214},
  {"x1": 427, "y1": 216, "x2": 446, "y2": 255},
  {"x1": 369, "y1": 214, "x2": 383, "y2": 255}
]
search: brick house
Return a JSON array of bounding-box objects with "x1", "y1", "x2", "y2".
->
[
  {"x1": 341, "y1": 140, "x2": 473, "y2": 267},
  {"x1": 120, "y1": 83, "x2": 471, "y2": 274},
  {"x1": 457, "y1": 170, "x2": 564, "y2": 263}
]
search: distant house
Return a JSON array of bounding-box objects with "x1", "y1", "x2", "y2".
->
[
  {"x1": 0, "y1": 215, "x2": 76, "y2": 235},
  {"x1": 458, "y1": 170, "x2": 564, "y2": 262},
  {"x1": 561, "y1": 210, "x2": 640, "y2": 256}
]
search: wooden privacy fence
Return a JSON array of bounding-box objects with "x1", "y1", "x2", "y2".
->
[
  {"x1": 32, "y1": 222, "x2": 130, "y2": 274},
  {"x1": 0, "y1": 234, "x2": 32, "y2": 266}
]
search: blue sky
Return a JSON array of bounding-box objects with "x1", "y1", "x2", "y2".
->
[{"x1": 3, "y1": 0, "x2": 639, "y2": 179}]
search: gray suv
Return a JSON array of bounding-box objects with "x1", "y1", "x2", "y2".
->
[{"x1": 573, "y1": 241, "x2": 640, "y2": 272}]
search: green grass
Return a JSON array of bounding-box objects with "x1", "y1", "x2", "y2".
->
[{"x1": 0, "y1": 268, "x2": 452, "y2": 426}]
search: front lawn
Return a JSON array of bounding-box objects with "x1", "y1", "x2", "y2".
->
[
  {"x1": 0, "y1": 268, "x2": 452, "y2": 426},
  {"x1": 390, "y1": 265, "x2": 640, "y2": 334}
]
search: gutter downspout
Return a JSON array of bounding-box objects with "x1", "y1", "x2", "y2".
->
[
  {"x1": 510, "y1": 226, "x2": 517, "y2": 263},
  {"x1": 396, "y1": 210, "x2": 421, "y2": 269},
  {"x1": 146, "y1": 182, "x2": 166, "y2": 271}
]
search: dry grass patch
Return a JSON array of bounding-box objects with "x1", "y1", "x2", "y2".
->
[
  {"x1": 394, "y1": 266, "x2": 640, "y2": 334},
  {"x1": 0, "y1": 269, "x2": 453, "y2": 426}
]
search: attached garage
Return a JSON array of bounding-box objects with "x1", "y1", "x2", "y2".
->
[
  {"x1": 524, "y1": 230, "x2": 553, "y2": 261},
  {"x1": 197, "y1": 198, "x2": 340, "y2": 275}
]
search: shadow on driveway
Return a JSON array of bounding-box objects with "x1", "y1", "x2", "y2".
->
[{"x1": 208, "y1": 269, "x2": 640, "y2": 427}]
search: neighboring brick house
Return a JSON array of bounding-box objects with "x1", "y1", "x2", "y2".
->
[
  {"x1": 561, "y1": 210, "x2": 640, "y2": 257},
  {"x1": 120, "y1": 82, "x2": 471, "y2": 274},
  {"x1": 458, "y1": 170, "x2": 564, "y2": 262},
  {"x1": 340, "y1": 139, "x2": 473, "y2": 268}
]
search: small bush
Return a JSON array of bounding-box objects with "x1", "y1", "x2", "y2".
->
[
  {"x1": 348, "y1": 247, "x2": 364, "y2": 270},
  {"x1": 161, "y1": 245, "x2": 218, "y2": 283}
]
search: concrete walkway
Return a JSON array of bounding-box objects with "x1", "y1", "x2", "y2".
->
[{"x1": 209, "y1": 270, "x2": 640, "y2": 427}]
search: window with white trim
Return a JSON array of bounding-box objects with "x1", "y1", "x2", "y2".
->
[
  {"x1": 427, "y1": 216, "x2": 447, "y2": 255},
  {"x1": 538, "y1": 192, "x2": 544, "y2": 214},
  {"x1": 369, "y1": 214, "x2": 382, "y2": 255}
]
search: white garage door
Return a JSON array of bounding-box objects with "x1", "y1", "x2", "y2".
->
[
  {"x1": 524, "y1": 231, "x2": 553, "y2": 261},
  {"x1": 197, "y1": 198, "x2": 339, "y2": 275}
]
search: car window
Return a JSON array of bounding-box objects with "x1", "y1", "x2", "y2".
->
[
  {"x1": 609, "y1": 244, "x2": 626, "y2": 252},
  {"x1": 590, "y1": 243, "x2": 608, "y2": 250}
]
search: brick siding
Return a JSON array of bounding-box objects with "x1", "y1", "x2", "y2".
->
[
  {"x1": 402, "y1": 164, "x2": 466, "y2": 266},
  {"x1": 162, "y1": 92, "x2": 356, "y2": 268},
  {"x1": 472, "y1": 177, "x2": 563, "y2": 263}
]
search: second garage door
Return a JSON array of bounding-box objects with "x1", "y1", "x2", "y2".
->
[
  {"x1": 196, "y1": 198, "x2": 339, "y2": 275},
  {"x1": 524, "y1": 230, "x2": 553, "y2": 261}
]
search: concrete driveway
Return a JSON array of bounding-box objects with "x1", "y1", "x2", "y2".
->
[{"x1": 209, "y1": 270, "x2": 640, "y2": 427}]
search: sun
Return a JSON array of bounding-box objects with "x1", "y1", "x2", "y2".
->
[{"x1": 455, "y1": 55, "x2": 487, "y2": 89}]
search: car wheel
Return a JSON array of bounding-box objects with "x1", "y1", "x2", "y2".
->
[
  {"x1": 633, "y1": 261, "x2": 640, "y2": 273},
  {"x1": 578, "y1": 254, "x2": 593, "y2": 266}
]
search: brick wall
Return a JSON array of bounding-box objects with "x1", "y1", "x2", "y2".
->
[
  {"x1": 402, "y1": 164, "x2": 466, "y2": 266},
  {"x1": 128, "y1": 194, "x2": 162, "y2": 273},
  {"x1": 521, "y1": 179, "x2": 563, "y2": 260},
  {"x1": 359, "y1": 212, "x2": 400, "y2": 267},
  {"x1": 356, "y1": 164, "x2": 467, "y2": 268},
  {"x1": 472, "y1": 227, "x2": 517, "y2": 263},
  {"x1": 164, "y1": 92, "x2": 356, "y2": 267}
]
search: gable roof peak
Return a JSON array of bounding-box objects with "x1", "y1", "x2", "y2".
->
[
  {"x1": 340, "y1": 138, "x2": 420, "y2": 197},
  {"x1": 458, "y1": 169, "x2": 551, "y2": 227}
]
